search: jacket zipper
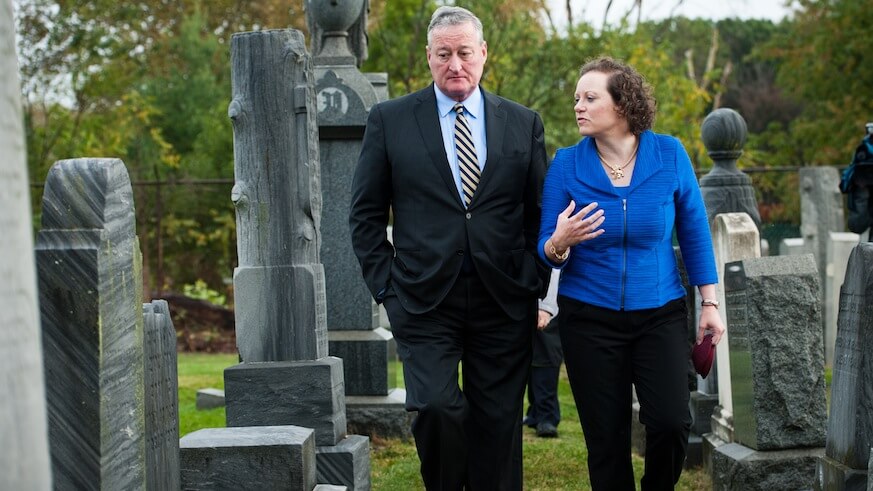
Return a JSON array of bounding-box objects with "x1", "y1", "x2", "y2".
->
[{"x1": 621, "y1": 198, "x2": 628, "y2": 310}]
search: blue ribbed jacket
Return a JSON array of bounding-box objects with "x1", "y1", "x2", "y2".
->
[{"x1": 537, "y1": 130, "x2": 718, "y2": 311}]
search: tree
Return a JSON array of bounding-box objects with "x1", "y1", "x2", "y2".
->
[{"x1": 760, "y1": 0, "x2": 873, "y2": 166}]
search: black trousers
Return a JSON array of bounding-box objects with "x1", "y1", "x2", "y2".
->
[
  {"x1": 383, "y1": 274, "x2": 534, "y2": 491},
  {"x1": 558, "y1": 296, "x2": 691, "y2": 491}
]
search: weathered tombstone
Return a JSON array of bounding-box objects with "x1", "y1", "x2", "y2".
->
[
  {"x1": 825, "y1": 232, "x2": 862, "y2": 366},
  {"x1": 143, "y1": 299, "x2": 180, "y2": 491},
  {"x1": 36, "y1": 158, "x2": 146, "y2": 489},
  {"x1": 711, "y1": 254, "x2": 826, "y2": 489},
  {"x1": 307, "y1": 0, "x2": 408, "y2": 439},
  {"x1": 800, "y1": 166, "x2": 845, "y2": 350},
  {"x1": 817, "y1": 243, "x2": 873, "y2": 491},
  {"x1": 0, "y1": 0, "x2": 52, "y2": 486},
  {"x1": 224, "y1": 27, "x2": 370, "y2": 490},
  {"x1": 180, "y1": 425, "x2": 317, "y2": 491},
  {"x1": 708, "y1": 213, "x2": 761, "y2": 450}
]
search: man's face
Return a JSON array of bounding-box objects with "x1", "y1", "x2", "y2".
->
[{"x1": 427, "y1": 22, "x2": 487, "y2": 102}]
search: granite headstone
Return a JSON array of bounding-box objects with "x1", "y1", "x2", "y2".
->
[
  {"x1": 143, "y1": 299, "x2": 179, "y2": 491},
  {"x1": 36, "y1": 158, "x2": 146, "y2": 489},
  {"x1": 817, "y1": 242, "x2": 873, "y2": 490},
  {"x1": 725, "y1": 254, "x2": 826, "y2": 451}
]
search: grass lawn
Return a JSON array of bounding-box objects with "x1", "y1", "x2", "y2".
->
[{"x1": 178, "y1": 353, "x2": 711, "y2": 490}]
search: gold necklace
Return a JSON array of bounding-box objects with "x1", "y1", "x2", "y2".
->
[{"x1": 596, "y1": 143, "x2": 638, "y2": 180}]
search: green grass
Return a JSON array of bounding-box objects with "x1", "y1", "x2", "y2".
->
[
  {"x1": 177, "y1": 352, "x2": 236, "y2": 436},
  {"x1": 178, "y1": 354, "x2": 711, "y2": 490}
]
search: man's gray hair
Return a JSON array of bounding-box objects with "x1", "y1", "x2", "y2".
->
[{"x1": 427, "y1": 6, "x2": 484, "y2": 45}]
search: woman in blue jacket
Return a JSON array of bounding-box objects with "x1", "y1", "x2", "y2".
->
[{"x1": 538, "y1": 57, "x2": 725, "y2": 490}]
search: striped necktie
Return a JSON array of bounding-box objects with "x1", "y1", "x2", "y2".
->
[{"x1": 453, "y1": 103, "x2": 480, "y2": 207}]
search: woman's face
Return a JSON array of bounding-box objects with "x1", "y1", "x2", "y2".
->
[{"x1": 574, "y1": 71, "x2": 627, "y2": 138}]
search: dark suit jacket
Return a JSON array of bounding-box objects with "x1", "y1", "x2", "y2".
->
[{"x1": 349, "y1": 85, "x2": 548, "y2": 321}]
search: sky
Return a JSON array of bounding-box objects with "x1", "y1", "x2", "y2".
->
[{"x1": 545, "y1": 0, "x2": 793, "y2": 28}]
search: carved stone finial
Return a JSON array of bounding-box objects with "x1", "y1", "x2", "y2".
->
[
  {"x1": 701, "y1": 107, "x2": 748, "y2": 164},
  {"x1": 306, "y1": 0, "x2": 368, "y2": 67},
  {"x1": 698, "y1": 108, "x2": 761, "y2": 230}
]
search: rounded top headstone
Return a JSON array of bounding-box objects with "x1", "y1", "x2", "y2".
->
[
  {"x1": 308, "y1": 0, "x2": 365, "y2": 32},
  {"x1": 701, "y1": 108, "x2": 748, "y2": 160}
]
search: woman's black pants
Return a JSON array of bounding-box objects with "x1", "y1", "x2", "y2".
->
[{"x1": 558, "y1": 296, "x2": 692, "y2": 491}]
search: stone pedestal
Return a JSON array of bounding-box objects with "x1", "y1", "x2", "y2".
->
[
  {"x1": 180, "y1": 426, "x2": 316, "y2": 491},
  {"x1": 712, "y1": 442, "x2": 823, "y2": 491},
  {"x1": 225, "y1": 358, "x2": 347, "y2": 447},
  {"x1": 316, "y1": 435, "x2": 370, "y2": 490},
  {"x1": 345, "y1": 389, "x2": 412, "y2": 440}
]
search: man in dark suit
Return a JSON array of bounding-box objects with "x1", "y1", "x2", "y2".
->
[{"x1": 349, "y1": 6, "x2": 547, "y2": 489}]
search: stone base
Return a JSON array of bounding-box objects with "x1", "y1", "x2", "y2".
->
[
  {"x1": 702, "y1": 432, "x2": 728, "y2": 478},
  {"x1": 180, "y1": 425, "x2": 315, "y2": 491},
  {"x1": 314, "y1": 486, "x2": 348, "y2": 491},
  {"x1": 195, "y1": 388, "x2": 225, "y2": 410},
  {"x1": 225, "y1": 358, "x2": 346, "y2": 446},
  {"x1": 686, "y1": 434, "x2": 703, "y2": 468},
  {"x1": 711, "y1": 441, "x2": 823, "y2": 491},
  {"x1": 815, "y1": 455, "x2": 868, "y2": 491},
  {"x1": 317, "y1": 435, "x2": 370, "y2": 491},
  {"x1": 328, "y1": 327, "x2": 396, "y2": 396},
  {"x1": 346, "y1": 389, "x2": 412, "y2": 440}
]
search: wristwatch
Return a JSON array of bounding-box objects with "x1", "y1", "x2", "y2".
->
[{"x1": 701, "y1": 299, "x2": 720, "y2": 309}]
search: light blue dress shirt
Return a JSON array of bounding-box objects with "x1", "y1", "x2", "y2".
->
[{"x1": 434, "y1": 85, "x2": 487, "y2": 207}]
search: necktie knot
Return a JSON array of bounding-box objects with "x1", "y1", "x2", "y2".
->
[{"x1": 454, "y1": 103, "x2": 465, "y2": 115}]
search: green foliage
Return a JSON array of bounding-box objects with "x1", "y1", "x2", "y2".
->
[
  {"x1": 183, "y1": 279, "x2": 228, "y2": 307},
  {"x1": 760, "y1": 0, "x2": 873, "y2": 166}
]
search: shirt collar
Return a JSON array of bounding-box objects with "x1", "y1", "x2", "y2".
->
[{"x1": 434, "y1": 85, "x2": 483, "y2": 120}]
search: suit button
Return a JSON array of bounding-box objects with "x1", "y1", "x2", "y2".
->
[
  {"x1": 456, "y1": 250, "x2": 464, "y2": 256},
  {"x1": 465, "y1": 212, "x2": 472, "y2": 219}
]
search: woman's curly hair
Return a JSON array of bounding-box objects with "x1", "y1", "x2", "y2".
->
[{"x1": 579, "y1": 57, "x2": 656, "y2": 136}]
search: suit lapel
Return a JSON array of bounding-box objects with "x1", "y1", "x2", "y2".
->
[
  {"x1": 471, "y1": 90, "x2": 505, "y2": 206},
  {"x1": 413, "y1": 86, "x2": 464, "y2": 207}
]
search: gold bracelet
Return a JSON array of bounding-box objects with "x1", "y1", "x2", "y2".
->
[{"x1": 548, "y1": 240, "x2": 569, "y2": 262}]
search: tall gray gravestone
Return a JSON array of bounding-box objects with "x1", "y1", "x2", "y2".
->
[
  {"x1": 817, "y1": 243, "x2": 873, "y2": 491},
  {"x1": 800, "y1": 166, "x2": 845, "y2": 361},
  {"x1": 711, "y1": 254, "x2": 826, "y2": 490},
  {"x1": 307, "y1": 0, "x2": 407, "y2": 439},
  {"x1": 223, "y1": 28, "x2": 370, "y2": 490},
  {"x1": 0, "y1": 0, "x2": 52, "y2": 486},
  {"x1": 143, "y1": 300, "x2": 180, "y2": 491},
  {"x1": 36, "y1": 158, "x2": 146, "y2": 489}
]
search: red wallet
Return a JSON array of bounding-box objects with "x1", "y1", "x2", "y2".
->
[{"x1": 692, "y1": 333, "x2": 715, "y2": 378}]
